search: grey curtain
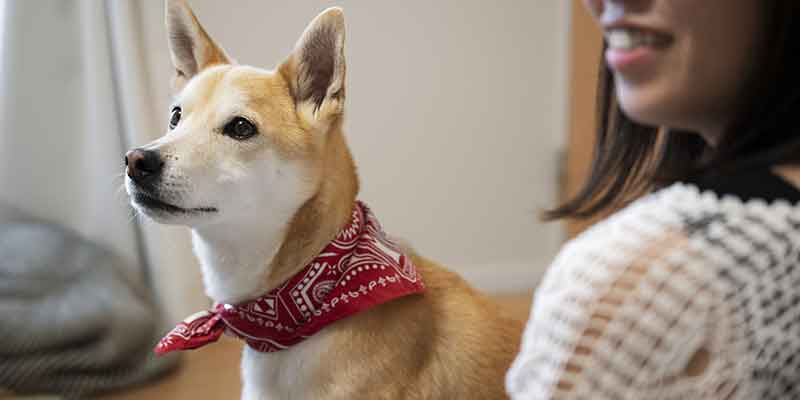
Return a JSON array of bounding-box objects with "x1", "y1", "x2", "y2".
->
[
  {"x1": 0, "y1": 0, "x2": 179, "y2": 395},
  {"x1": 0, "y1": 0, "x2": 148, "y2": 288}
]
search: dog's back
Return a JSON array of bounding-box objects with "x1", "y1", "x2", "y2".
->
[{"x1": 311, "y1": 252, "x2": 523, "y2": 399}]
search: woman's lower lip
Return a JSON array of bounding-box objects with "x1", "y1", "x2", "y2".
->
[{"x1": 605, "y1": 46, "x2": 659, "y2": 73}]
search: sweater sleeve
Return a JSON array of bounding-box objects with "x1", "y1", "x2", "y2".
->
[{"x1": 506, "y1": 215, "x2": 742, "y2": 399}]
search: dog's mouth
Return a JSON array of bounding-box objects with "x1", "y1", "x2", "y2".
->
[{"x1": 132, "y1": 190, "x2": 218, "y2": 215}]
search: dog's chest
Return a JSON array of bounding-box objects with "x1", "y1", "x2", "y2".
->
[{"x1": 240, "y1": 331, "x2": 330, "y2": 400}]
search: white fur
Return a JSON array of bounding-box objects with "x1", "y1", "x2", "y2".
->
[
  {"x1": 191, "y1": 157, "x2": 322, "y2": 400},
  {"x1": 128, "y1": 105, "x2": 323, "y2": 399},
  {"x1": 125, "y1": 66, "x2": 323, "y2": 399},
  {"x1": 241, "y1": 330, "x2": 330, "y2": 400},
  {"x1": 189, "y1": 154, "x2": 313, "y2": 304},
  {"x1": 127, "y1": 4, "x2": 349, "y2": 399}
]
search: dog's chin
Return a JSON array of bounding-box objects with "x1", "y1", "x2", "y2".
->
[{"x1": 129, "y1": 190, "x2": 218, "y2": 226}]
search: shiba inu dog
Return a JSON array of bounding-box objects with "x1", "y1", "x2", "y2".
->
[{"x1": 124, "y1": 1, "x2": 523, "y2": 398}]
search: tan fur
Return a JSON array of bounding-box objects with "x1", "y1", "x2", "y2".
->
[
  {"x1": 266, "y1": 114, "x2": 522, "y2": 399},
  {"x1": 157, "y1": 1, "x2": 523, "y2": 398},
  {"x1": 313, "y1": 255, "x2": 524, "y2": 399},
  {"x1": 166, "y1": 0, "x2": 232, "y2": 92}
]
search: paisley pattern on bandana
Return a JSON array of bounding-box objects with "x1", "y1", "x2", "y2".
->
[{"x1": 155, "y1": 201, "x2": 425, "y2": 355}]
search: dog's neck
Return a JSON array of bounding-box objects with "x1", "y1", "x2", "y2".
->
[
  {"x1": 191, "y1": 127, "x2": 358, "y2": 305},
  {"x1": 191, "y1": 221, "x2": 284, "y2": 305}
]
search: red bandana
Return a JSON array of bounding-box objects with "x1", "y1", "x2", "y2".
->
[{"x1": 155, "y1": 201, "x2": 425, "y2": 355}]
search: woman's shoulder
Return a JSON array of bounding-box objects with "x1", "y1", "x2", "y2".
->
[
  {"x1": 542, "y1": 169, "x2": 800, "y2": 294},
  {"x1": 519, "y1": 170, "x2": 800, "y2": 399},
  {"x1": 634, "y1": 169, "x2": 800, "y2": 252},
  {"x1": 588, "y1": 168, "x2": 800, "y2": 241}
]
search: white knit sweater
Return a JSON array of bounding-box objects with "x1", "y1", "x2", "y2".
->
[{"x1": 506, "y1": 176, "x2": 800, "y2": 399}]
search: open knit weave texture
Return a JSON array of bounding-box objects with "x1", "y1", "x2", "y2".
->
[{"x1": 507, "y1": 182, "x2": 800, "y2": 399}]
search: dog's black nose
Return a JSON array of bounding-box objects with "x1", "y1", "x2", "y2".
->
[{"x1": 125, "y1": 149, "x2": 164, "y2": 184}]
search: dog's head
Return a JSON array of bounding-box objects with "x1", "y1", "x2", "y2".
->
[{"x1": 125, "y1": 0, "x2": 347, "y2": 228}]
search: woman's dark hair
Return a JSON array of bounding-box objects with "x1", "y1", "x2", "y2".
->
[{"x1": 548, "y1": 2, "x2": 800, "y2": 220}]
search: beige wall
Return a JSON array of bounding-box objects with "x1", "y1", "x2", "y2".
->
[
  {"x1": 565, "y1": 0, "x2": 604, "y2": 237},
  {"x1": 135, "y1": 1, "x2": 570, "y2": 316}
]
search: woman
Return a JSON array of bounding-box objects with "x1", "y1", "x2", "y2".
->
[{"x1": 506, "y1": 0, "x2": 800, "y2": 399}]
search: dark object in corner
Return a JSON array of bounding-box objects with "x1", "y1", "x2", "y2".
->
[{"x1": 0, "y1": 207, "x2": 177, "y2": 397}]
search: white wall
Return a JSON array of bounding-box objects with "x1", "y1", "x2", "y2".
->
[{"x1": 135, "y1": 1, "x2": 569, "y2": 317}]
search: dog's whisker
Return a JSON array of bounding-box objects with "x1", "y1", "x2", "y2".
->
[
  {"x1": 114, "y1": 186, "x2": 134, "y2": 209},
  {"x1": 111, "y1": 172, "x2": 126, "y2": 185},
  {"x1": 126, "y1": 207, "x2": 138, "y2": 224}
]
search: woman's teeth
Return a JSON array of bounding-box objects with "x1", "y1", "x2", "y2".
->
[{"x1": 606, "y1": 29, "x2": 669, "y2": 50}]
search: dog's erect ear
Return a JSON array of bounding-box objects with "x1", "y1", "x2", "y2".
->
[
  {"x1": 279, "y1": 7, "x2": 346, "y2": 123},
  {"x1": 165, "y1": 0, "x2": 231, "y2": 92}
]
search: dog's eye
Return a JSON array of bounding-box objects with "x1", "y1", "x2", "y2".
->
[
  {"x1": 223, "y1": 117, "x2": 258, "y2": 140},
  {"x1": 169, "y1": 107, "x2": 182, "y2": 130}
]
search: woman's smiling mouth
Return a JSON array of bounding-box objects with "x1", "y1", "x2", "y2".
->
[{"x1": 604, "y1": 24, "x2": 674, "y2": 74}]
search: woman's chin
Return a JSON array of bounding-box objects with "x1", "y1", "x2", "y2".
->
[{"x1": 615, "y1": 85, "x2": 686, "y2": 129}]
